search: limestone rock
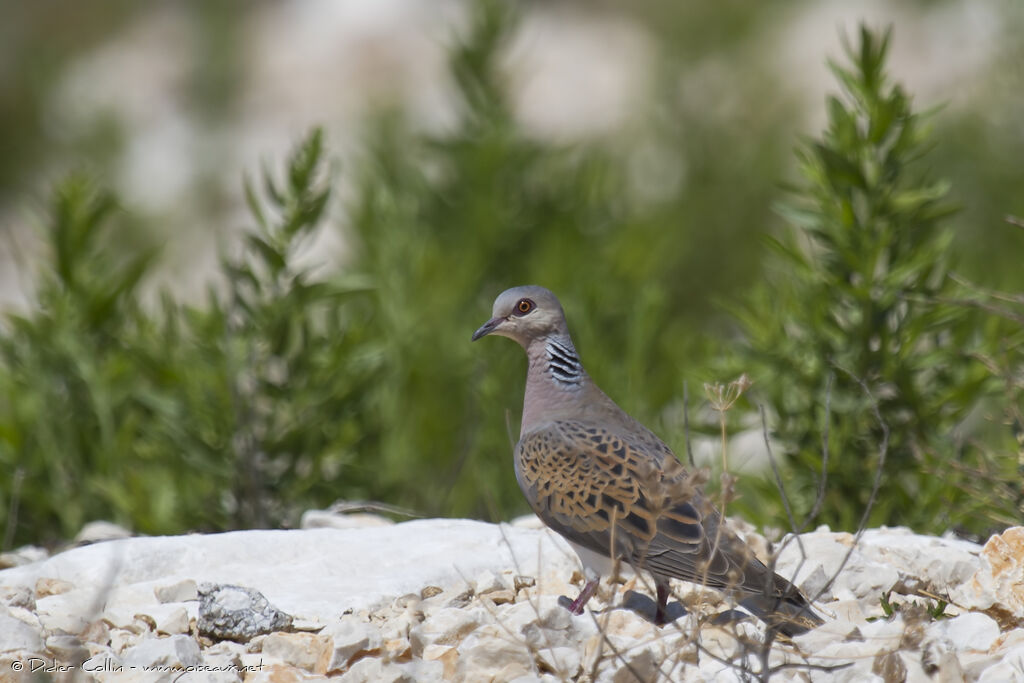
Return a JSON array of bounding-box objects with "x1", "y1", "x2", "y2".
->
[
  {"x1": 950, "y1": 526, "x2": 1024, "y2": 625},
  {"x1": 198, "y1": 584, "x2": 292, "y2": 642},
  {"x1": 74, "y1": 521, "x2": 133, "y2": 545},
  {"x1": 262, "y1": 632, "x2": 333, "y2": 674},
  {"x1": 154, "y1": 578, "x2": 198, "y2": 603},
  {"x1": 0, "y1": 609, "x2": 44, "y2": 654},
  {"x1": 121, "y1": 634, "x2": 202, "y2": 669},
  {"x1": 300, "y1": 509, "x2": 395, "y2": 530},
  {"x1": 324, "y1": 617, "x2": 383, "y2": 671}
]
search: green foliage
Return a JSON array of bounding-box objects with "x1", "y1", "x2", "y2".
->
[
  {"x1": 2, "y1": 8, "x2": 1020, "y2": 548},
  {"x1": 869, "y1": 591, "x2": 949, "y2": 622},
  {"x1": 728, "y1": 27, "x2": 1014, "y2": 535},
  {"x1": 0, "y1": 131, "x2": 376, "y2": 545}
]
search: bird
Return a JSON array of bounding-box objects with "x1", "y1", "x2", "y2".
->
[{"x1": 472, "y1": 285, "x2": 822, "y2": 636}]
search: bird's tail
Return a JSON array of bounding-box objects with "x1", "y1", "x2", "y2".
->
[{"x1": 740, "y1": 591, "x2": 824, "y2": 637}]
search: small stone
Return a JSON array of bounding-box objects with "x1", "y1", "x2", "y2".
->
[
  {"x1": 483, "y1": 589, "x2": 516, "y2": 605},
  {"x1": 109, "y1": 628, "x2": 141, "y2": 655},
  {"x1": 34, "y1": 592, "x2": 92, "y2": 634},
  {"x1": 0, "y1": 610, "x2": 44, "y2": 654},
  {"x1": 445, "y1": 589, "x2": 474, "y2": 609},
  {"x1": 537, "y1": 646, "x2": 582, "y2": 678},
  {"x1": 34, "y1": 577, "x2": 74, "y2": 598},
  {"x1": 152, "y1": 606, "x2": 190, "y2": 635},
  {"x1": 0, "y1": 545, "x2": 48, "y2": 569},
  {"x1": 197, "y1": 584, "x2": 292, "y2": 642},
  {"x1": 300, "y1": 509, "x2": 395, "y2": 529},
  {"x1": 420, "y1": 586, "x2": 443, "y2": 600},
  {"x1": 456, "y1": 631, "x2": 534, "y2": 681},
  {"x1": 46, "y1": 633, "x2": 89, "y2": 663},
  {"x1": 978, "y1": 645, "x2": 1024, "y2": 681},
  {"x1": 409, "y1": 607, "x2": 485, "y2": 655},
  {"x1": 383, "y1": 637, "x2": 412, "y2": 662},
  {"x1": 610, "y1": 647, "x2": 660, "y2": 683},
  {"x1": 262, "y1": 632, "x2": 333, "y2": 674},
  {"x1": 952, "y1": 526, "x2": 1024, "y2": 623},
  {"x1": 472, "y1": 570, "x2": 507, "y2": 595},
  {"x1": 340, "y1": 656, "x2": 412, "y2": 683},
  {"x1": 154, "y1": 579, "x2": 199, "y2": 603},
  {"x1": 80, "y1": 620, "x2": 111, "y2": 646},
  {"x1": 81, "y1": 649, "x2": 125, "y2": 677},
  {"x1": 203, "y1": 639, "x2": 246, "y2": 669},
  {"x1": 873, "y1": 650, "x2": 907, "y2": 681},
  {"x1": 0, "y1": 585, "x2": 35, "y2": 610},
  {"x1": 937, "y1": 612, "x2": 1000, "y2": 652},
  {"x1": 121, "y1": 634, "x2": 202, "y2": 669},
  {"x1": 423, "y1": 644, "x2": 459, "y2": 679},
  {"x1": 74, "y1": 521, "x2": 132, "y2": 545},
  {"x1": 514, "y1": 575, "x2": 536, "y2": 591},
  {"x1": 325, "y1": 617, "x2": 383, "y2": 670},
  {"x1": 290, "y1": 619, "x2": 325, "y2": 632}
]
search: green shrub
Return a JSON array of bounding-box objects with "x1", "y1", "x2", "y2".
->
[
  {"x1": 727, "y1": 27, "x2": 1018, "y2": 535},
  {"x1": 2, "y1": 7, "x2": 1019, "y2": 548}
]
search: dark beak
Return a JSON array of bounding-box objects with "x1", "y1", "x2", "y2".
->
[{"x1": 471, "y1": 316, "x2": 503, "y2": 341}]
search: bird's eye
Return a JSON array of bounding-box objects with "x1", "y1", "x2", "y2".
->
[{"x1": 514, "y1": 298, "x2": 535, "y2": 316}]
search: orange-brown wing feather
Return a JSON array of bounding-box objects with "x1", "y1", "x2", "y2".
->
[{"x1": 516, "y1": 421, "x2": 801, "y2": 596}]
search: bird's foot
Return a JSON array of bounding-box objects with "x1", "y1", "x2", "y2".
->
[{"x1": 558, "y1": 578, "x2": 599, "y2": 616}]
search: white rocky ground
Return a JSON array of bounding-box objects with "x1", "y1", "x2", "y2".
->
[{"x1": 1, "y1": 513, "x2": 1022, "y2": 682}]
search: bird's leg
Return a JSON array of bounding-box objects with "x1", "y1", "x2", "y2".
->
[
  {"x1": 566, "y1": 578, "x2": 600, "y2": 615},
  {"x1": 655, "y1": 581, "x2": 671, "y2": 626}
]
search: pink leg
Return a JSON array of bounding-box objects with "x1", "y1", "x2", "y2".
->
[{"x1": 566, "y1": 578, "x2": 600, "y2": 615}]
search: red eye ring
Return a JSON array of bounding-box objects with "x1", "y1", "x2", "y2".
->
[{"x1": 514, "y1": 298, "x2": 535, "y2": 316}]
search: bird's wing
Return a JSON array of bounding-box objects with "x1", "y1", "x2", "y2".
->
[{"x1": 515, "y1": 420, "x2": 788, "y2": 597}]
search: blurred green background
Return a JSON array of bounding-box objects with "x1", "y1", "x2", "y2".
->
[{"x1": 1, "y1": 1, "x2": 1022, "y2": 549}]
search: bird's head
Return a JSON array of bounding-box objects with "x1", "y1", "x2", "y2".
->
[{"x1": 471, "y1": 285, "x2": 569, "y2": 348}]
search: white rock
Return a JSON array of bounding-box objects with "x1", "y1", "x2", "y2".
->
[
  {"x1": 978, "y1": 645, "x2": 1024, "y2": 681},
  {"x1": 261, "y1": 632, "x2": 333, "y2": 674},
  {"x1": 456, "y1": 628, "x2": 535, "y2": 681},
  {"x1": 0, "y1": 546, "x2": 47, "y2": 569},
  {"x1": 934, "y1": 612, "x2": 1001, "y2": 651},
  {"x1": 45, "y1": 633, "x2": 89, "y2": 662},
  {"x1": 109, "y1": 628, "x2": 142, "y2": 655},
  {"x1": 0, "y1": 584, "x2": 34, "y2": 610},
  {"x1": 499, "y1": 595, "x2": 586, "y2": 649},
  {"x1": 34, "y1": 591, "x2": 96, "y2": 634},
  {"x1": 121, "y1": 634, "x2": 201, "y2": 669},
  {"x1": 154, "y1": 578, "x2": 198, "y2": 603},
  {"x1": 537, "y1": 645, "x2": 582, "y2": 678},
  {"x1": 203, "y1": 639, "x2": 246, "y2": 670},
  {"x1": 858, "y1": 617, "x2": 908, "y2": 652},
  {"x1": 775, "y1": 531, "x2": 899, "y2": 600},
  {"x1": 74, "y1": 521, "x2": 133, "y2": 545},
  {"x1": 0, "y1": 519, "x2": 578, "y2": 623},
  {"x1": 409, "y1": 606, "x2": 487, "y2": 655},
  {"x1": 472, "y1": 569, "x2": 509, "y2": 594},
  {"x1": 80, "y1": 650, "x2": 129, "y2": 682},
  {"x1": 300, "y1": 509, "x2": 395, "y2": 530},
  {"x1": 325, "y1": 617, "x2": 383, "y2": 670},
  {"x1": 950, "y1": 526, "x2": 1024, "y2": 620},
  {"x1": 857, "y1": 527, "x2": 981, "y2": 590},
  {"x1": 0, "y1": 608, "x2": 44, "y2": 653},
  {"x1": 339, "y1": 655, "x2": 412, "y2": 683}
]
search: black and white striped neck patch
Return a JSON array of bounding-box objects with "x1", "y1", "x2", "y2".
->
[{"x1": 545, "y1": 338, "x2": 584, "y2": 387}]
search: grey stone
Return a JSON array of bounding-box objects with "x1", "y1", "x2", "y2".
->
[{"x1": 197, "y1": 584, "x2": 292, "y2": 642}]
